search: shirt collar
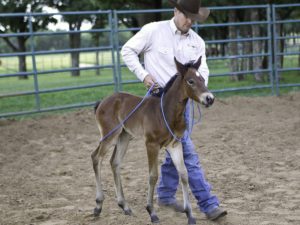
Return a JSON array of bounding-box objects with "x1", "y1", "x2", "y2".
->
[{"x1": 170, "y1": 18, "x2": 190, "y2": 37}]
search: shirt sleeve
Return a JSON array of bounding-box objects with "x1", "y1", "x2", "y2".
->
[
  {"x1": 197, "y1": 39, "x2": 210, "y2": 86},
  {"x1": 121, "y1": 23, "x2": 154, "y2": 82},
  {"x1": 200, "y1": 54, "x2": 209, "y2": 86}
]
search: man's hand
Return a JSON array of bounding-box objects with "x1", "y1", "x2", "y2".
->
[{"x1": 143, "y1": 74, "x2": 159, "y2": 90}]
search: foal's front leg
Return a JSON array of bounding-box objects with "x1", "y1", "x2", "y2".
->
[
  {"x1": 168, "y1": 144, "x2": 196, "y2": 225},
  {"x1": 145, "y1": 142, "x2": 160, "y2": 223}
]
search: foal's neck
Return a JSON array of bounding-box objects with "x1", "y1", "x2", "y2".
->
[{"x1": 163, "y1": 75, "x2": 188, "y2": 124}]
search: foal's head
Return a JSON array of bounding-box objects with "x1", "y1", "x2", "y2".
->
[{"x1": 175, "y1": 56, "x2": 214, "y2": 107}]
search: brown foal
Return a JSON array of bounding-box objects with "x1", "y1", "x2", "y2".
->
[{"x1": 91, "y1": 56, "x2": 214, "y2": 225}]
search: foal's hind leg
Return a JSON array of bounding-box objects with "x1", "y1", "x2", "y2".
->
[
  {"x1": 91, "y1": 134, "x2": 120, "y2": 217},
  {"x1": 91, "y1": 143, "x2": 105, "y2": 216},
  {"x1": 110, "y1": 131, "x2": 132, "y2": 215}
]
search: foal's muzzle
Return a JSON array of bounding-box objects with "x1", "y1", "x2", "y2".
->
[{"x1": 200, "y1": 92, "x2": 215, "y2": 107}]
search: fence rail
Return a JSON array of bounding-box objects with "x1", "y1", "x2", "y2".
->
[{"x1": 0, "y1": 4, "x2": 299, "y2": 117}]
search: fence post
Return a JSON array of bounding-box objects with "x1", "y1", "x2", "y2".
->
[
  {"x1": 28, "y1": 13, "x2": 41, "y2": 111},
  {"x1": 267, "y1": 5, "x2": 275, "y2": 95},
  {"x1": 271, "y1": 5, "x2": 280, "y2": 96},
  {"x1": 109, "y1": 10, "x2": 119, "y2": 92},
  {"x1": 113, "y1": 10, "x2": 123, "y2": 92}
]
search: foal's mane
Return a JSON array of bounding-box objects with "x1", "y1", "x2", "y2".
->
[
  {"x1": 163, "y1": 74, "x2": 179, "y2": 94},
  {"x1": 151, "y1": 74, "x2": 179, "y2": 97},
  {"x1": 152, "y1": 62, "x2": 196, "y2": 98}
]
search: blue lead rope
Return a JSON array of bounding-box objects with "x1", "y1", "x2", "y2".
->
[
  {"x1": 160, "y1": 92, "x2": 182, "y2": 142},
  {"x1": 99, "y1": 84, "x2": 155, "y2": 143},
  {"x1": 188, "y1": 100, "x2": 202, "y2": 135}
]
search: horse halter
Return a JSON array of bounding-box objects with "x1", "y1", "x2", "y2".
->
[{"x1": 160, "y1": 89, "x2": 202, "y2": 143}]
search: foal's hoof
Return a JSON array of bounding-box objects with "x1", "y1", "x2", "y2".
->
[
  {"x1": 151, "y1": 214, "x2": 160, "y2": 223},
  {"x1": 118, "y1": 203, "x2": 132, "y2": 216},
  {"x1": 188, "y1": 216, "x2": 196, "y2": 225},
  {"x1": 124, "y1": 208, "x2": 133, "y2": 216},
  {"x1": 93, "y1": 207, "x2": 102, "y2": 217},
  {"x1": 146, "y1": 205, "x2": 160, "y2": 223}
]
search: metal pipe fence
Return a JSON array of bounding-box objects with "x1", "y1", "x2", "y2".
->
[{"x1": 0, "y1": 4, "x2": 299, "y2": 117}]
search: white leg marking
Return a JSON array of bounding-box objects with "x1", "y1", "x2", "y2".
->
[{"x1": 168, "y1": 144, "x2": 193, "y2": 213}]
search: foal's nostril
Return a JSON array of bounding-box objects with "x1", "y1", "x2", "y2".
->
[{"x1": 206, "y1": 96, "x2": 213, "y2": 105}]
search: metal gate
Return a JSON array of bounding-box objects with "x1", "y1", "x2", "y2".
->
[{"x1": 0, "y1": 4, "x2": 299, "y2": 117}]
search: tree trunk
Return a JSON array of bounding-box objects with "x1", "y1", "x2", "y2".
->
[
  {"x1": 275, "y1": 23, "x2": 284, "y2": 80},
  {"x1": 95, "y1": 51, "x2": 100, "y2": 75},
  {"x1": 92, "y1": 16, "x2": 106, "y2": 76},
  {"x1": 298, "y1": 46, "x2": 300, "y2": 68},
  {"x1": 95, "y1": 34, "x2": 100, "y2": 76},
  {"x1": 17, "y1": 36, "x2": 28, "y2": 79},
  {"x1": 262, "y1": 38, "x2": 268, "y2": 70},
  {"x1": 279, "y1": 36, "x2": 285, "y2": 69},
  {"x1": 228, "y1": 10, "x2": 239, "y2": 81},
  {"x1": 240, "y1": 13, "x2": 252, "y2": 80},
  {"x1": 69, "y1": 32, "x2": 81, "y2": 77},
  {"x1": 133, "y1": 0, "x2": 162, "y2": 27},
  {"x1": 220, "y1": 25, "x2": 227, "y2": 56},
  {"x1": 251, "y1": 9, "x2": 264, "y2": 82}
]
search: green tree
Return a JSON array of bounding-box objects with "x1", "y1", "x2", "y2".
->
[
  {"x1": 97, "y1": 0, "x2": 164, "y2": 28},
  {"x1": 0, "y1": 0, "x2": 56, "y2": 79},
  {"x1": 48, "y1": 0, "x2": 97, "y2": 76},
  {"x1": 202, "y1": 0, "x2": 300, "y2": 81},
  {"x1": 89, "y1": 0, "x2": 163, "y2": 75}
]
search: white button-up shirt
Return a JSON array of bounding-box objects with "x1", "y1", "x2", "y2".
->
[{"x1": 121, "y1": 18, "x2": 209, "y2": 87}]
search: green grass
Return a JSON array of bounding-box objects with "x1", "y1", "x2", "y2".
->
[
  {"x1": 0, "y1": 52, "x2": 114, "y2": 73},
  {"x1": 0, "y1": 52, "x2": 299, "y2": 117}
]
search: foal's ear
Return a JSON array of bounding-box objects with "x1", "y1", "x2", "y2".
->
[
  {"x1": 193, "y1": 56, "x2": 202, "y2": 70},
  {"x1": 174, "y1": 57, "x2": 187, "y2": 76}
]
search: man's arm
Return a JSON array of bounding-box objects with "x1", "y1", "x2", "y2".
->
[
  {"x1": 195, "y1": 37, "x2": 209, "y2": 86},
  {"x1": 121, "y1": 23, "x2": 156, "y2": 85},
  {"x1": 199, "y1": 54, "x2": 209, "y2": 86}
]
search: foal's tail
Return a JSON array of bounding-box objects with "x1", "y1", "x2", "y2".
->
[{"x1": 94, "y1": 100, "x2": 101, "y2": 114}]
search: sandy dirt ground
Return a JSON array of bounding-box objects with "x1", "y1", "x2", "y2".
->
[{"x1": 0, "y1": 92, "x2": 300, "y2": 225}]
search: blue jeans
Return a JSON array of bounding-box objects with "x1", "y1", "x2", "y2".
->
[{"x1": 157, "y1": 102, "x2": 219, "y2": 214}]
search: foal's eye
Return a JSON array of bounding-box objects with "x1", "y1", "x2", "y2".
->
[{"x1": 187, "y1": 79, "x2": 194, "y2": 85}]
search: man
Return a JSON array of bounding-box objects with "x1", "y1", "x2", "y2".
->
[{"x1": 121, "y1": 0, "x2": 227, "y2": 221}]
